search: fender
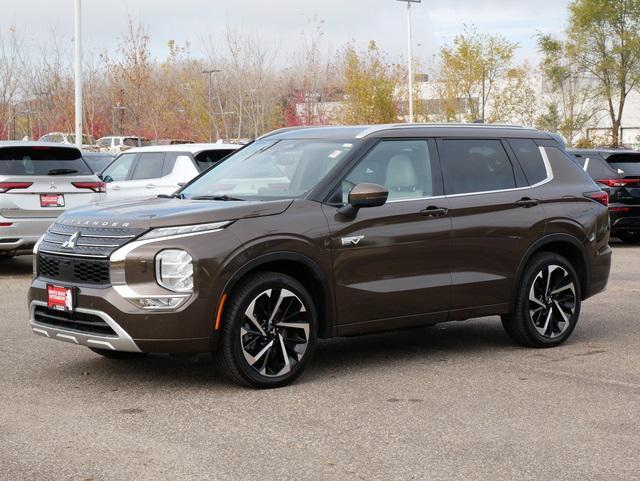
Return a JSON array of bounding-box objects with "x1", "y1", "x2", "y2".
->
[
  {"x1": 219, "y1": 251, "x2": 336, "y2": 338},
  {"x1": 511, "y1": 233, "x2": 591, "y2": 310}
]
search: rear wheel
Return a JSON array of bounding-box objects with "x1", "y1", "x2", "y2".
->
[
  {"x1": 502, "y1": 252, "x2": 581, "y2": 348},
  {"x1": 616, "y1": 231, "x2": 640, "y2": 244},
  {"x1": 214, "y1": 272, "x2": 317, "y2": 389},
  {"x1": 89, "y1": 348, "x2": 147, "y2": 359}
]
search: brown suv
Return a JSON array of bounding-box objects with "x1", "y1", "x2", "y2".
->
[{"x1": 28, "y1": 124, "x2": 612, "y2": 388}]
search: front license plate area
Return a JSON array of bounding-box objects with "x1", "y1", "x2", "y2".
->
[
  {"x1": 40, "y1": 194, "x2": 65, "y2": 208},
  {"x1": 47, "y1": 284, "x2": 74, "y2": 312}
]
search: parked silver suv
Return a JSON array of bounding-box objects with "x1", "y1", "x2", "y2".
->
[{"x1": 0, "y1": 142, "x2": 105, "y2": 258}]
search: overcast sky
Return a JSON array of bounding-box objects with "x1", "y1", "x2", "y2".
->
[{"x1": 2, "y1": 0, "x2": 571, "y2": 68}]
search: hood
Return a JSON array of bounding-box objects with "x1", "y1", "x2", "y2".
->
[{"x1": 57, "y1": 197, "x2": 294, "y2": 229}]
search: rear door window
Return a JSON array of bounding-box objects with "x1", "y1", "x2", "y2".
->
[
  {"x1": 508, "y1": 139, "x2": 548, "y2": 185},
  {"x1": 439, "y1": 139, "x2": 516, "y2": 195},
  {"x1": 131, "y1": 153, "x2": 166, "y2": 180},
  {"x1": 0, "y1": 147, "x2": 91, "y2": 176}
]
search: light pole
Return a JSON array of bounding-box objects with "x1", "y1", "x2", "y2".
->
[
  {"x1": 397, "y1": 0, "x2": 421, "y2": 123},
  {"x1": 202, "y1": 68, "x2": 221, "y2": 142},
  {"x1": 74, "y1": 0, "x2": 83, "y2": 147}
]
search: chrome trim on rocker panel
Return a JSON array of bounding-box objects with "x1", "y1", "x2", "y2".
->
[{"x1": 29, "y1": 300, "x2": 142, "y2": 352}]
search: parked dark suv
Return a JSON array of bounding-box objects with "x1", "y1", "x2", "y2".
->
[
  {"x1": 28, "y1": 125, "x2": 611, "y2": 388},
  {"x1": 568, "y1": 149, "x2": 640, "y2": 243}
]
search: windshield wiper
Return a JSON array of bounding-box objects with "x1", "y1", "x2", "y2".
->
[
  {"x1": 190, "y1": 195, "x2": 245, "y2": 201},
  {"x1": 157, "y1": 193, "x2": 184, "y2": 199},
  {"x1": 48, "y1": 168, "x2": 78, "y2": 175}
]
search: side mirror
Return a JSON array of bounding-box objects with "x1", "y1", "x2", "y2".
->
[
  {"x1": 338, "y1": 183, "x2": 388, "y2": 218},
  {"x1": 102, "y1": 175, "x2": 113, "y2": 183}
]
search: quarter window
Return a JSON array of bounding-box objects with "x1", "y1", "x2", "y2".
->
[
  {"x1": 508, "y1": 139, "x2": 548, "y2": 185},
  {"x1": 343, "y1": 140, "x2": 433, "y2": 202},
  {"x1": 440, "y1": 139, "x2": 516, "y2": 195},
  {"x1": 131, "y1": 153, "x2": 166, "y2": 180}
]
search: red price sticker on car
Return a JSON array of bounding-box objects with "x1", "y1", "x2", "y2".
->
[
  {"x1": 40, "y1": 194, "x2": 65, "y2": 207},
  {"x1": 47, "y1": 284, "x2": 74, "y2": 311}
]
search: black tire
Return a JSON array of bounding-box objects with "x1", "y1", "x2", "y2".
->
[
  {"x1": 616, "y1": 231, "x2": 640, "y2": 244},
  {"x1": 501, "y1": 252, "x2": 581, "y2": 348},
  {"x1": 88, "y1": 348, "x2": 147, "y2": 359},
  {"x1": 213, "y1": 272, "x2": 317, "y2": 389}
]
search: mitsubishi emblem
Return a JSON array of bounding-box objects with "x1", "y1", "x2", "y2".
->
[
  {"x1": 61, "y1": 232, "x2": 80, "y2": 250},
  {"x1": 50, "y1": 181, "x2": 57, "y2": 190}
]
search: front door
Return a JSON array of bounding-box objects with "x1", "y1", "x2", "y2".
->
[{"x1": 323, "y1": 139, "x2": 453, "y2": 333}]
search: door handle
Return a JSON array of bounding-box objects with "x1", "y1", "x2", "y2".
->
[
  {"x1": 420, "y1": 206, "x2": 449, "y2": 217},
  {"x1": 516, "y1": 197, "x2": 539, "y2": 208},
  {"x1": 146, "y1": 184, "x2": 156, "y2": 189},
  {"x1": 111, "y1": 185, "x2": 121, "y2": 190}
]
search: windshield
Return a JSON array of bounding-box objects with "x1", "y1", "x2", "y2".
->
[{"x1": 181, "y1": 139, "x2": 357, "y2": 200}]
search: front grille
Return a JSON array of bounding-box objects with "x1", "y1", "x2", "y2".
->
[
  {"x1": 33, "y1": 306, "x2": 116, "y2": 336},
  {"x1": 39, "y1": 221, "x2": 146, "y2": 258},
  {"x1": 38, "y1": 253, "x2": 110, "y2": 285}
]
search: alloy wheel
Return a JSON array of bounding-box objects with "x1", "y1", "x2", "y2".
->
[
  {"x1": 240, "y1": 288, "x2": 310, "y2": 377},
  {"x1": 528, "y1": 264, "x2": 577, "y2": 339}
]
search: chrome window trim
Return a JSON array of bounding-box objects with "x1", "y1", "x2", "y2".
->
[{"x1": 381, "y1": 146, "x2": 553, "y2": 203}]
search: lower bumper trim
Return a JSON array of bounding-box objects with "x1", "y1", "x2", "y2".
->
[{"x1": 29, "y1": 301, "x2": 142, "y2": 353}]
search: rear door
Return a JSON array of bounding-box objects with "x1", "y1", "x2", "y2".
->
[
  {"x1": 439, "y1": 138, "x2": 547, "y2": 313},
  {"x1": 0, "y1": 145, "x2": 103, "y2": 219}
]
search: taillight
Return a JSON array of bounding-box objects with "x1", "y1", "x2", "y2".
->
[
  {"x1": 584, "y1": 191, "x2": 609, "y2": 207},
  {"x1": 597, "y1": 179, "x2": 640, "y2": 188},
  {"x1": 0, "y1": 223, "x2": 13, "y2": 227},
  {"x1": 0, "y1": 182, "x2": 33, "y2": 193},
  {"x1": 72, "y1": 181, "x2": 106, "y2": 193}
]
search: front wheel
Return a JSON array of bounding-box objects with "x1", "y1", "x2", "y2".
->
[
  {"x1": 502, "y1": 252, "x2": 581, "y2": 348},
  {"x1": 214, "y1": 272, "x2": 317, "y2": 388},
  {"x1": 617, "y1": 231, "x2": 640, "y2": 244}
]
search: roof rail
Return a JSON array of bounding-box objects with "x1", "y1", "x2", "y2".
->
[
  {"x1": 355, "y1": 123, "x2": 526, "y2": 139},
  {"x1": 256, "y1": 126, "x2": 320, "y2": 140}
]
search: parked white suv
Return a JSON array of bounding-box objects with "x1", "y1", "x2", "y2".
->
[
  {"x1": 96, "y1": 136, "x2": 151, "y2": 154},
  {"x1": 100, "y1": 143, "x2": 241, "y2": 202},
  {"x1": 0, "y1": 142, "x2": 105, "y2": 258},
  {"x1": 39, "y1": 132, "x2": 95, "y2": 150}
]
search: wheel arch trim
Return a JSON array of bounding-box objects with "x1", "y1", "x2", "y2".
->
[
  {"x1": 512, "y1": 233, "x2": 591, "y2": 308},
  {"x1": 217, "y1": 251, "x2": 335, "y2": 338}
]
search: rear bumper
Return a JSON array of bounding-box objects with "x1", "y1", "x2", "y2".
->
[
  {"x1": 587, "y1": 245, "x2": 612, "y2": 298},
  {"x1": 609, "y1": 206, "x2": 640, "y2": 232},
  {"x1": 0, "y1": 216, "x2": 53, "y2": 254}
]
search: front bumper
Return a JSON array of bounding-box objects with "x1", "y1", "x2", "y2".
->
[
  {"x1": 28, "y1": 276, "x2": 218, "y2": 354},
  {"x1": 29, "y1": 300, "x2": 141, "y2": 352},
  {"x1": 0, "y1": 216, "x2": 53, "y2": 254}
]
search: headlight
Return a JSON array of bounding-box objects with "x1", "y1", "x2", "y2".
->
[
  {"x1": 140, "y1": 221, "x2": 233, "y2": 240},
  {"x1": 155, "y1": 249, "x2": 194, "y2": 293}
]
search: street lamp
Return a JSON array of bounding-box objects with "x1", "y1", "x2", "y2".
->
[
  {"x1": 202, "y1": 68, "x2": 221, "y2": 141},
  {"x1": 74, "y1": 0, "x2": 83, "y2": 147},
  {"x1": 396, "y1": 0, "x2": 421, "y2": 123}
]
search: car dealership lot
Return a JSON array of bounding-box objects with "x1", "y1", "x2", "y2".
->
[{"x1": 1, "y1": 246, "x2": 639, "y2": 481}]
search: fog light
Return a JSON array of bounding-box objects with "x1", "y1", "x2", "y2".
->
[
  {"x1": 128, "y1": 297, "x2": 186, "y2": 310},
  {"x1": 155, "y1": 249, "x2": 194, "y2": 293}
]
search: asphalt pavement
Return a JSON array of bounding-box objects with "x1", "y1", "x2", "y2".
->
[{"x1": 0, "y1": 244, "x2": 639, "y2": 481}]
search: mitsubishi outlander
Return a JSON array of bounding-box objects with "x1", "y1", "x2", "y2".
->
[{"x1": 28, "y1": 125, "x2": 612, "y2": 388}]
